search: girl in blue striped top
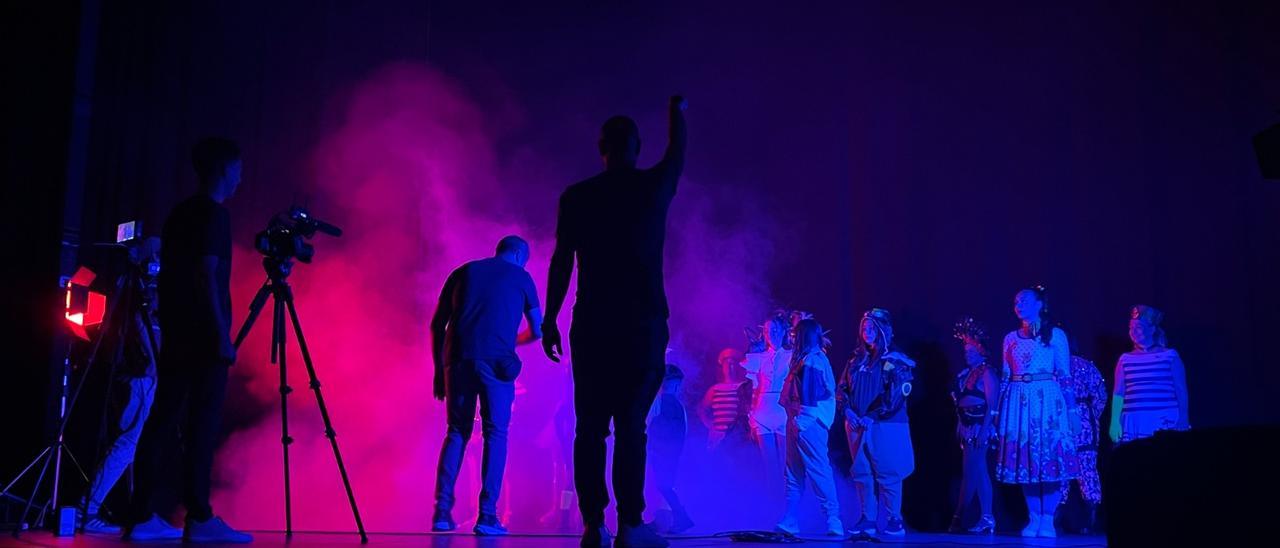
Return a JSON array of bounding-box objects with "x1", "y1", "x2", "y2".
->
[{"x1": 1109, "y1": 305, "x2": 1191, "y2": 443}]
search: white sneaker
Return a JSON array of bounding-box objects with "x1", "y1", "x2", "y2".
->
[
  {"x1": 774, "y1": 516, "x2": 799, "y2": 535},
  {"x1": 825, "y1": 517, "x2": 845, "y2": 537}
]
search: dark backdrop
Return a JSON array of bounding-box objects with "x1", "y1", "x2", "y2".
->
[{"x1": 5, "y1": 0, "x2": 1279, "y2": 533}]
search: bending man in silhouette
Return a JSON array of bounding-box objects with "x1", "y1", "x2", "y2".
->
[
  {"x1": 430, "y1": 235, "x2": 542, "y2": 536},
  {"x1": 543, "y1": 95, "x2": 687, "y2": 548}
]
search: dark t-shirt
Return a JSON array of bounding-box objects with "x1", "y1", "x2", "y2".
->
[
  {"x1": 440, "y1": 257, "x2": 540, "y2": 362},
  {"x1": 556, "y1": 164, "x2": 679, "y2": 320},
  {"x1": 159, "y1": 194, "x2": 232, "y2": 358}
]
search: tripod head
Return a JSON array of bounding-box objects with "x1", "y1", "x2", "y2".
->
[{"x1": 262, "y1": 256, "x2": 296, "y2": 284}]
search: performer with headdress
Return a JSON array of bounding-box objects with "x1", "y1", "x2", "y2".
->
[
  {"x1": 996, "y1": 286, "x2": 1079, "y2": 539},
  {"x1": 1109, "y1": 305, "x2": 1190, "y2": 443},
  {"x1": 838, "y1": 308, "x2": 916, "y2": 537},
  {"x1": 948, "y1": 317, "x2": 999, "y2": 535}
]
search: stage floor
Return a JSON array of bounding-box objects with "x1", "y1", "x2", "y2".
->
[{"x1": 0, "y1": 530, "x2": 1107, "y2": 547}]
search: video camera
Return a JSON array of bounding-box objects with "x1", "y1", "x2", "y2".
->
[{"x1": 254, "y1": 207, "x2": 342, "y2": 263}]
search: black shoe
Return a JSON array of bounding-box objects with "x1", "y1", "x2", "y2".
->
[
  {"x1": 852, "y1": 516, "x2": 876, "y2": 536},
  {"x1": 617, "y1": 522, "x2": 669, "y2": 548},
  {"x1": 473, "y1": 515, "x2": 508, "y2": 536},
  {"x1": 124, "y1": 514, "x2": 182, "y2": 541},
  {"x1": 883, "y1": 517, "x2": 906, "y2": 536},
  {"x1": 431, "y1": 508, "x2": 456, "y2": 532},
  {"x1": 183, "y1": 515, "x2": 253, "y2": 544},
  {"x1": 582, "y1": 524, "x2": 613, "y2": 547},
  {"x1": 948, "y1": 515, "x2": 964, "y2": 534}
]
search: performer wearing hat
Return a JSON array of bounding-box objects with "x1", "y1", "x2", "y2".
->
[
  {"x1": 838, "y1": 308, "x2": 916, "y2": 537},
  {"x1": 1109, "y1": 305, "x2": 1190, "y2": 443},
  {"x1": 948, "y1": 318, "x2": 999, "y2": 535}
]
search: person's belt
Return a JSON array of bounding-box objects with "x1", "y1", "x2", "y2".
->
[{"x1": 1008, "y1": 373, "x2": 1056, "y2": 382}]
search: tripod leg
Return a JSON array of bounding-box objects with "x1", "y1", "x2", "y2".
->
[
  {"x1": 0, "y1": 447, "x2": 52, "y2": 497},
  {"x1": 283, "y1": 297, "x2": 368, "y2": 543},
  {"x1": 233, "y1": 280, "x2": 274, "y2": 349},
  {"x1": 14, "y1": 449, "x2": 53, "y2": 536},
  {"x1": 274, "y1": 296, "x2": 294, "y2": 538},
  {"x1": 62, "y1": 446, "x2": 89, "y2": 484}
]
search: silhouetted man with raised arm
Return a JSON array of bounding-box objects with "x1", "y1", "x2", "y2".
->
[{"x1": 543, "y1": 96, "x2": 687, "y2": 548}]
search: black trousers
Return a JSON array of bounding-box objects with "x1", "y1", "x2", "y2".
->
[
  {"x1": 128, "y1": 354, "x2": 228, "y2": 524},
  {"x1": 569, "y1": 318, "x2": 667, "y2": 528}
]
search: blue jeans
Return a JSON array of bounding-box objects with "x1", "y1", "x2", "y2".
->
[
  {"x1": 85, "y1": 376, "x2": 156, "y2": 515},
  {"x1": 433, "y1": 358, "x2": 519, "y2": 519}
]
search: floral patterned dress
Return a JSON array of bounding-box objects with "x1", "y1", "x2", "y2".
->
[{"x1": 995, "y1": 328, "x2": 1080, "y2": 484}]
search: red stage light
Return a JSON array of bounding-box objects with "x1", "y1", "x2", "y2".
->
[{"x1": 65, "y1": 266, "x2": 107, "y2": 341}]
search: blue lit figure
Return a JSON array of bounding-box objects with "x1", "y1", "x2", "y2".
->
[{"x1": 646, "y1": 364, "x2": 694, "y2": 534}]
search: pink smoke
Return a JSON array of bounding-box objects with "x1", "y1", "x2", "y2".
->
[{"x1": 213, "y1": 62, "x2": 777, "y2": 533}]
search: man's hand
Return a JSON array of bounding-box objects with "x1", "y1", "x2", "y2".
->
[
  {"x1": 670, "y1": 95, "x2": 688, "y2": 112},
  {"x1": 218, "y1": 337, "x2": 237, "y2": 366},
  {"x1": 433, "y1": 375, "x2": 446, "y2": 402},
  {"x1": 542, "y1": 322, "x2": 563, "y2": 363}
]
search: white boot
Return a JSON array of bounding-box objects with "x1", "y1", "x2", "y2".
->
[
  {"x1": 1038, "y1": 513, "x2": 1057, "y2": 538},
  {"x1": 1021, "y1": 513, "x2": 1041, "y2": 538}
]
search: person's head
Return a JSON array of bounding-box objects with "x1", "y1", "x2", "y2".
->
[
  {"x1": 717, "y1": 348, "x2": 743, "y2": 381},
  {"x1": 662, "y1": 363, "x2": 684, "y2": 394},
  {"x1": 793, "y1": 318, "x2": 825, "y2": 355},
  {"x1": 1129, "y1": 304, "x2": 1167, "y2": 350},
  {"x1": 1014, "y1": 286, "x2": 1054, "y2": 346},
  {"x1": 953, "y1": 316, "x2": 988, "y2": 367},
  {"x1": 764, "y1": 310, "x2": 791, "y2": 350},
  {"x1": 598, "y1": 116, "x2": 640, "y2": 169},
  {"x1": 191, "y1": 137, "x2": 242, "y2": 202},
  {"x1": 495, "y1": 235, "x2": 531, "y2": 267},
  {"x1": 788, "y1": 310, "x2": 813, "y2": 347},
  {"x1": 860, "y1": 308, "x2": 894, "y2": 351}
]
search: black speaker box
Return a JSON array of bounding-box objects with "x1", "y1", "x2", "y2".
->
[{"x1": 1105, "y1": 425, "x2": 1280, "y2": 546}]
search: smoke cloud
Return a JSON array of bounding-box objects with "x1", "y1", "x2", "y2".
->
[{"x1": 213, "y1": 62, "x2": 785, "y2": 533}]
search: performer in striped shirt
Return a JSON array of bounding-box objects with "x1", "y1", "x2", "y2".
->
[
  {"x1": 701, "y1": 348, "x2": 751, "y2": 449},
  {"x1": 1109, "y1": 305, "x2": 1190, "y2": 443}
]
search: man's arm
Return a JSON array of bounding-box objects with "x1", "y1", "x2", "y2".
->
[
  {"x1": 430, "y1": 272, "x2": 457, "y2": 401},
  {"x1": 1109, "y1": 360, "x2": 1125, "y2": 442},
  {"x1": 654, "y1": 95, "x2": 688, "y2": 193},
  {"x1": 200, "y1": 256, "x2": 234, "y2": 365},
  {"x1": 517, "y1": 307, "x2": 544, "y2": 345},
  {"x1": 542, "y1": 195, "x2": 575, "y2": 362}
]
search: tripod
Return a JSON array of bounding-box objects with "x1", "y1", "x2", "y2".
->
[
  {"x1": 232, "y1": 256, "x2": 367, "y2": 543},
  {"x1": 1, "y1": 257, "x2": 157, "y2": 537}
]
